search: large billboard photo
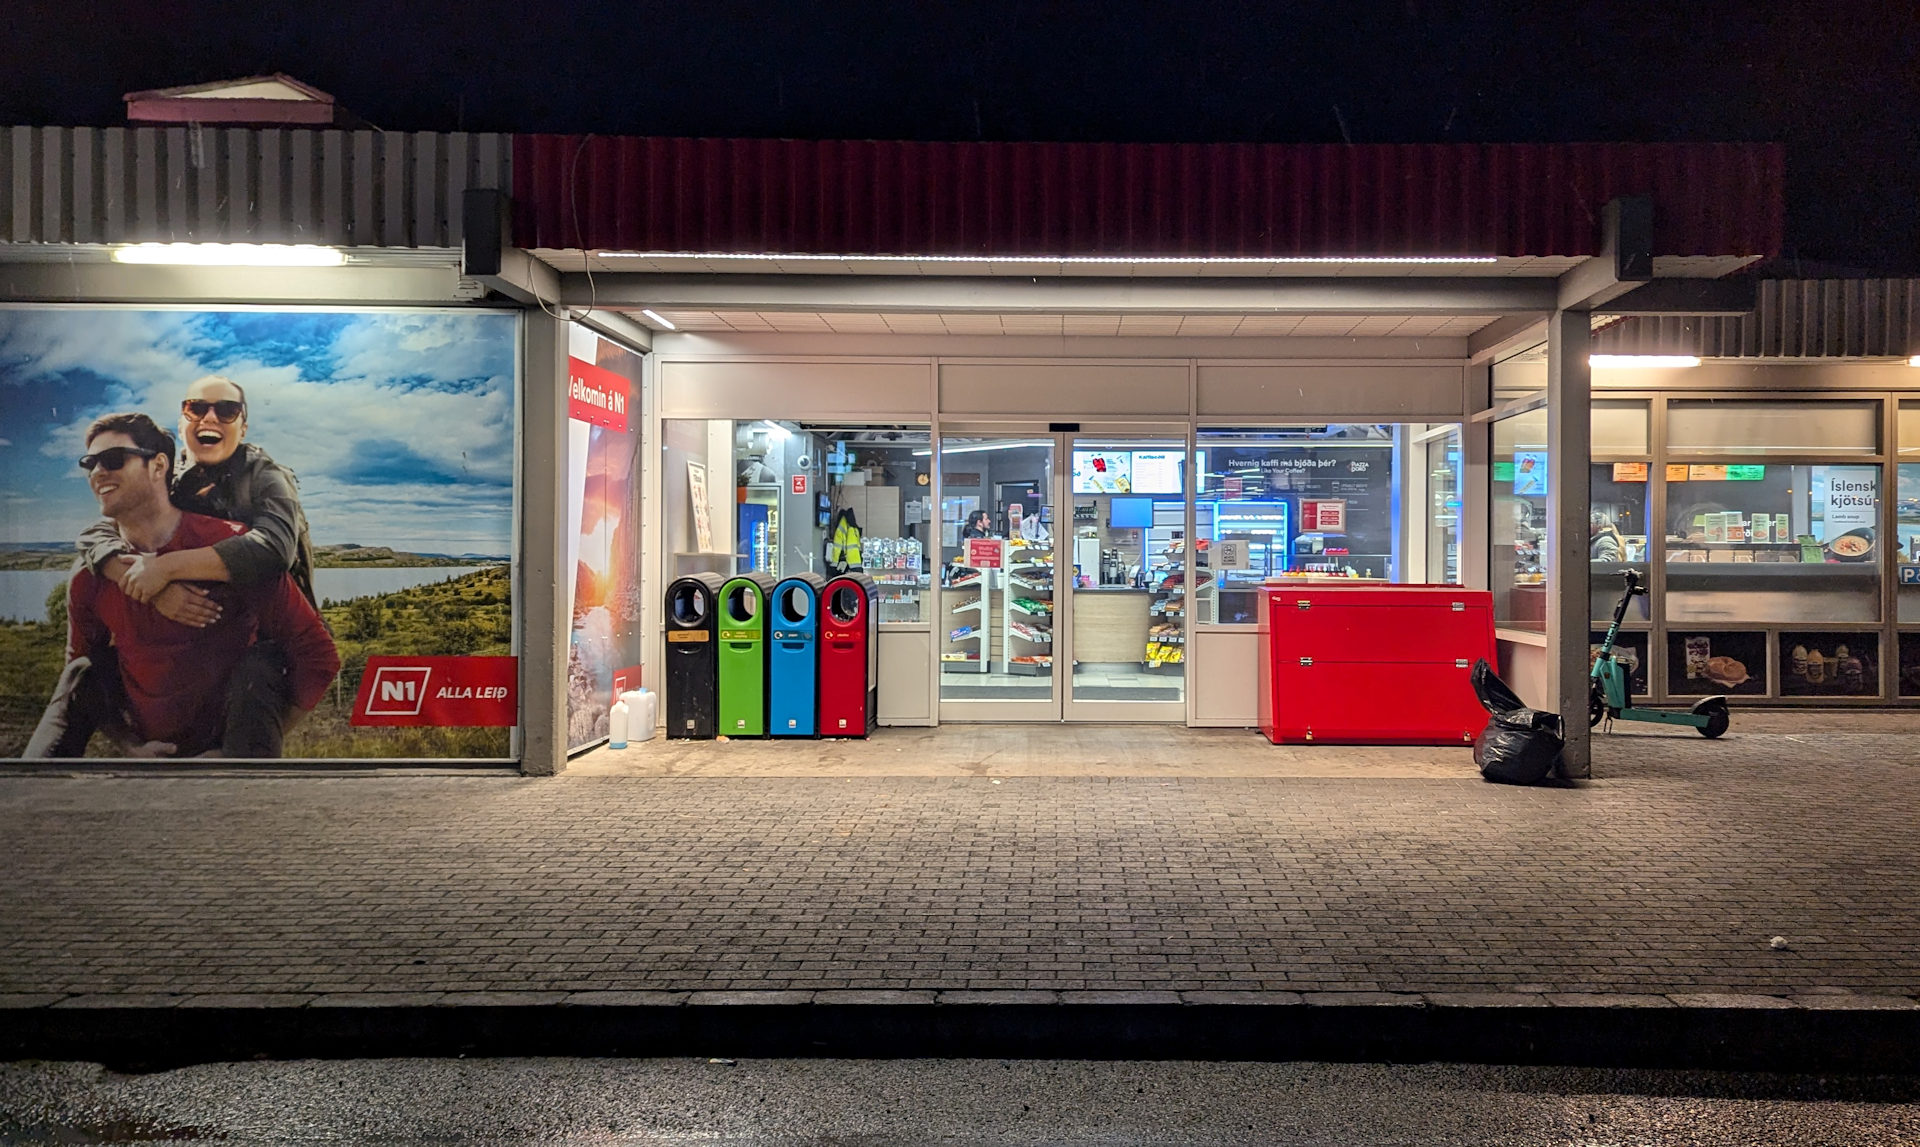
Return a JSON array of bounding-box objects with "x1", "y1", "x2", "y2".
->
[{"x1": 0, "y1": 307, "x2": 519, "y2": 760}]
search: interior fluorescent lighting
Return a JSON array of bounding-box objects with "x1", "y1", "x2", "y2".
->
[
  {"x1": 112, "y1": 242, "x2": 345, "y2": 267},
  {"x1": 1589, "y1": 355, "x2": 1701, "y2": 369},
  {"x1": 597, "y1": 251, "x2": 1498, "y2": 266},
  {"x1": 640, "y1": 308, "x2": 677, "y2": 329},
  {"x1": 1909, "y1": 355, "x2": 1920, "y2": 368},
  {"x1": 911, "y1": 440, "x2": 1051, "y2": 456}
]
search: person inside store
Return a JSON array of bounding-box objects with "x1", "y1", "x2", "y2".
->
[
  {"x1": 25, "y1": 413, "x2": 340, "y2": 759},
  {"x1": 961, "y1": 509, "x2": 993, "y2": 538},
  {"x1": 1589, "y1": 510, "x2": 1626, "y2": 562},
  {"x1": 76, "y1": 374, "x2": 319, "y2": 622}
]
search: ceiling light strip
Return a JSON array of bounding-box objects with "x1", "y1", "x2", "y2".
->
[{"x1": 594, "y1": 251, "x2": 1499, "y2": 265}]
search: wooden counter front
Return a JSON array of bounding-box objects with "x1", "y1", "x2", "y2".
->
[{"x1": 1070, "y1": 588, "x2": 1151, "y2": 663}]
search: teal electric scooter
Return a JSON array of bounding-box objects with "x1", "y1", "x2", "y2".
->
[{"x1": 1591, "y1": 569, "x2": 1730, "y2": 737}]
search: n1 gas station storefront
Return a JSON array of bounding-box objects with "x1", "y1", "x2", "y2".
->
[{"x1": 11, "y1": 125, "x2": 1886, "y2": 778}]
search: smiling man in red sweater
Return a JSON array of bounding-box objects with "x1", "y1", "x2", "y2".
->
[{"x1": 24, "y1": 413, "x2": 340, "y2": 759}]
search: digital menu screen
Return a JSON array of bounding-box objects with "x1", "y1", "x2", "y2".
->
[
  {"x1": 1129, "y1": 450, "x2": 1183, "y2": 494},
  {"x1": 1072, "y1": 450, "x2": 1132, "y2": 493}
]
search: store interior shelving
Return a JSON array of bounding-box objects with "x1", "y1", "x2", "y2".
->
[{"x1": 1005, "y1": 544, "x2": 1054, "y2": 675}]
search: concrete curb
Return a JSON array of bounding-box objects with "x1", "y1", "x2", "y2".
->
[{"x1": 5, "y1": 990, "x2": 1918, "y2": 1072}]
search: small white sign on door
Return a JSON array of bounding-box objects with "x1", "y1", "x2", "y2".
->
[{"x1": 1213, "y1": 539, "x2": 1252, "y2": 569}]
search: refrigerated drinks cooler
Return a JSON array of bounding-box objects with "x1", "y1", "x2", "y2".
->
[
  {"x1": 1207, "y1": 500, "x2": 1291, "y2": 624},
  {"x1": 1257, "y1": 583, "x2": 1495, "y2": 744}
]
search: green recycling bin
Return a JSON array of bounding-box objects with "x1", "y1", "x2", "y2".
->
[{"x1": 717, "y1": 572, "x2": 777, "y2": 737}]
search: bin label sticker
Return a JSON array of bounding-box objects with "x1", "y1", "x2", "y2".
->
[
  {"x1": 720, "y1": 629, "x2": 761, "y2": 641},
  {"x1": 667, "y1": 631, "x2": 710, "y2": 643}
]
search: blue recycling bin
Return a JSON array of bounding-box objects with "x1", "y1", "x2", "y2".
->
[{"x1": 768, "y1": 573, "x2": 826, "y2": 737}]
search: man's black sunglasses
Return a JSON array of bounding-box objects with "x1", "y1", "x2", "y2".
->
[
  {"x1": 182, "y1": 399, "x2": 245, "y2": 424},
  {"x1": 79, "y1": 446, "x2": 161, "y2": 472}
]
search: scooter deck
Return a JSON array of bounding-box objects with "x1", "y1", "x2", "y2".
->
[{"x1": 1615, "y1": 706, "x2": 1711, "y2": 728}]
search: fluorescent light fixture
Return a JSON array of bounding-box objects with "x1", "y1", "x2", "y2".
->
[
  {"x1": 640, "y1": 308, "x2": 677, "y2": 329},
  {"x1": 112, "y1": 242, "x2": 344, "y2": 267},
  {"x1": 1589, "y1": 355, "x2": 1701, "y2": 369},
  {"x1": 911, "y1": 440, "x2": 1051, "y2": 456},
  {"x1": 761, "y1": 420, "x2": 792, "y2": 441},
  {"x1": 597, "y1": 251, "x2": 1499, "y2": 266}
]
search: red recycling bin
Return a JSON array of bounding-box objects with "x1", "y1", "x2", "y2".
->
[
  {"x1": 1257, "y1": 583, "x2": 1495, "y2": 745},
  {"x1": 819, "y1": 573, "x2": 879, "y2": 737}
]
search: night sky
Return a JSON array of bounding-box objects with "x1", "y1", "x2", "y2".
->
[{"x1": 7, "y1": 0, "x2": 1918, "y2": 270}]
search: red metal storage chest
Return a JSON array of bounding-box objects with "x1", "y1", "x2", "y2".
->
[{"x1": 1256, "y1": 583, "x2": 1495, "y2": 745}]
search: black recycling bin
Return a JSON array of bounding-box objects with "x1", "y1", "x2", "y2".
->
[{"x1": 665, "y1": 572, "x2": 724, "y2": 739}]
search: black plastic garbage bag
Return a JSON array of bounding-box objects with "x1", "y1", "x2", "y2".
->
[{"x1": 1469, "y1": 659, "x2": 1564, "y2": 785}]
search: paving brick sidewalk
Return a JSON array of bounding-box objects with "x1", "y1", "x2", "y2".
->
[{"x1": 3, "y1": 733, "x2": 1919, "y2": 1005}]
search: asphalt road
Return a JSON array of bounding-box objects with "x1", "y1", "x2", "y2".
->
[{"x1": 3, "y1": 1058, "x2": 1918, "y2": 1145}]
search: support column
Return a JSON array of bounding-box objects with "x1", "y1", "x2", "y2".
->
[
  {"x1": 519, "y1": 309, "x2": 571, "y2": 776},
  {"x1": 1545, "y1": 310, "x2": 1592, "y2": 777}
]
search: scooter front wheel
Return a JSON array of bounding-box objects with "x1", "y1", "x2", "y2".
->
[{"x1": 1691, "y1": 696, "x2": 1730, "y2": 738}]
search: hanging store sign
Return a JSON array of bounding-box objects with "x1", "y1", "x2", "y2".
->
[
  {"x1": 966, "y1": 538, "x2": 1005, "y2": 568},
  {"x1": 566, "y1": 357, "x2": 629, "y2": 432},
  {"x1": 1300, "y1": 500, "x2": 1347, "y2": 531}
]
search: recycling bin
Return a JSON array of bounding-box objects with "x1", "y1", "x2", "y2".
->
[
  {"x1": 717, "y1": 572, "x2": 778, "y2": 737},
  {"x1": 664, "y1": 572, "x2": 724, "y2": 739},
  {"x1": 818, "y1": 573, "x2": 879, "y2": 737},
  {"x1": 769, "y1": 573, "x2": 827, "y2": 737}
]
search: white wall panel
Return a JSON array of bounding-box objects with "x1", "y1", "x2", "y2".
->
[
  {"x1": 939, "y1": 363, "x2": 1188, "y2": 417},
  {"x1": 660, "y1": 360, "x2": 929, "y2": 420},
  {"x1": 1190, "y1": 629, "x2": 1261, "y2": 726},
  {"x1": 1198, "y1": 363, "x2": 1466, "y2": 419},
  {"x1": 878, "y1": 630, "x2": 935, "y2": 725}
]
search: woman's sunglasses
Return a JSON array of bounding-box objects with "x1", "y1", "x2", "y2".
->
[
  {"x1": 79, "y1": 446, "x2": 161, "y2": 472},
  {"x1": 181, "y1": 399, "x2": 245, "y2": 424}
]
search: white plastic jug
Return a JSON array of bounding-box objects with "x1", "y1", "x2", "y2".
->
[
  {"x1": 608, "y1": 697, "x2": 629, "y2": 749},
  {"x1": 621, "y1": 689, "x2": 658, "y2": 742}
]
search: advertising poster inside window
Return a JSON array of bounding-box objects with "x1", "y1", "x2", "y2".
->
[
  {"x1": 0, "y1": 307, "x2": 519, "y2": 760},
  {"x1": 564, "y1": 324, "x2": 645, "y2": 750}
]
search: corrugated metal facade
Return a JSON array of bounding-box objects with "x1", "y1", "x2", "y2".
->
[
  {"x1": 1594, "y1": 279, "x2": 1920, "y2": 357},
  {"x1": 511, "y1": 138, "x2": 1784, "y2": 259},
  {"x1": 0, "y1": 126, "x2": 511, "y2": 247}
]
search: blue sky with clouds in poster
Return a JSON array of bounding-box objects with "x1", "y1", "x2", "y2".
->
[{"x1": 0, "y1": 308, "x2": 516, "y2": 555}]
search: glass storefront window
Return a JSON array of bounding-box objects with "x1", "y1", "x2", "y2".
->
[
  {"x1": 1664, "y1": 464, "x2": 1881, "y2": 623},
  {"x1": 1668, "y1": 400, "x2": 1880, "y2": 456},
  {"x1": 663, "y1": 421, "x2": 933, "y2": 623},
  {"x1": 1590, "y1": 463, "x2": 1649, "y2": 622},
  {"x1": 1491, "y1": 342, "x2": 1546, "y2": 400},
  {"x1": 1195, "y1": 426, "x2": 1402, "y2": 624},
  {"x1": 1425, "y1": 430, "x2": 1462, "y2": 584},
  {"x1": 1491, "y1": 408, "x2": 1548, "y2": 632}
]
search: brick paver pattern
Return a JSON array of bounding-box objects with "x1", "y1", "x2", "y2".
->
[{"x1": 3, "y1": 734, "x2": 1918, "y2": 999}]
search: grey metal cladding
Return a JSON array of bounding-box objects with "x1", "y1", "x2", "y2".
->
[
  {"x1": 1594, "y1": 278, "x2": 1920, "y2": 359},
  {"x1": 0, "y1": 126, "x2": 513, "y2": 248}
]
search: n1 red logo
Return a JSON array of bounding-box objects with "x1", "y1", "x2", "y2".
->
[
  {"x1": 362, "y1": 665, "x2": 433, "y2": 716},
  {"x1": 352, "y1": 656, "x2": 518, "y2": 727},
  {"x1": 791, "y1": 474, "x2": 808, "y2": 495}
]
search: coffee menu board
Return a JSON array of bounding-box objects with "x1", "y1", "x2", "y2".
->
[
  {"x1": 1779, "y1": 631, "x2": 1878, "y2": 697},
  {"x1": 1205, "y1": 444, "x2": 1396, "y2": 563},
  {"x1": 1666, "y1": 631, "x2": 1767, "y2": 696}
]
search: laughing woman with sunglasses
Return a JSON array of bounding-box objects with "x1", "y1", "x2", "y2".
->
[{"x1": 77, "y1": 375, "x2": 318, "y2": 627}]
